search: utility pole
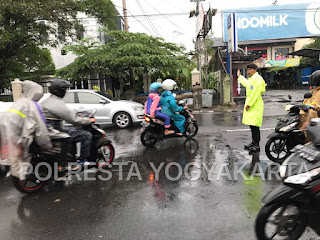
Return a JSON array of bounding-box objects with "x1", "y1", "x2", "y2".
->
[
  {"x1": 190, "y1": 0, "x2": 205, "y2": 86},
  {"x1": 122, "y1": 0, "x2": 129, "y2": 32}
]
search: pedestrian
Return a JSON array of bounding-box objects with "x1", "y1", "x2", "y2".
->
[{"x1": 237, "y1": 64, "x2": 266, "y2": 151}]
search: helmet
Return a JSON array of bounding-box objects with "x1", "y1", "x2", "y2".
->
[
  {"x1": 310, "y1": 70, "x2": 320, "y2": 86},
  {"x1": 149, "y1": 82, "x2": 162, "y2": 93},
  {"x1": 48, "y1": 78, "x2": 72, "y2": 98},
  {"x1": 162, "y1": 79, "x2": 177, "y2": 91}
]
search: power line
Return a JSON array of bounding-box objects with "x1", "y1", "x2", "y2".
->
[
  {"x1": 136, "y1": 0, "x2": 162, "y2": 37},
  {"x1": 143, "y1": 0, "x2": 184, "y2": 32},
  {"x1": 126, "y1": 9, "x2": 155, "y2": 36}
]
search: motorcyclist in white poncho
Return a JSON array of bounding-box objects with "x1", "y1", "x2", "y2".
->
[{"x1": 0, "y1": 81, "x2": 52, "y2": 180}]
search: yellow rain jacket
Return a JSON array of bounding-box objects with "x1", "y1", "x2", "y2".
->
[{"x1": 237, "y1": 72, "x2": 266, "y2": 127}]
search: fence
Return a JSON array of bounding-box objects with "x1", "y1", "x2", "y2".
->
[{"x1": 0, "y1": 89, "x2": 13, "y2": 102}]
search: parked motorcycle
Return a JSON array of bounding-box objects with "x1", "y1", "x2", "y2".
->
[
  {"x1": 12, "y1": 110, "x2": 115, "y2": 194},
  {"x1": 140, "y1": 102, "x2": 198, "y2": 147},
  {"x1": 255, "y1": 118, "x2": 320, "y2": 240},
  {"x1": 265, "y1": 93, "x2": 313, "y2": 163}
]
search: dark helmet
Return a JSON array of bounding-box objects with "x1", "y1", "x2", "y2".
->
[
  {"x1": 48, "y1": 78, "x2": 71, "y2": 98},
  {"x1": 310, "y1": 70, "x2": 320, "y2": 86}
]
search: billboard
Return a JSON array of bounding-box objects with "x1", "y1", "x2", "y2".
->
[{"x1": 223, "y1": 3, "x2": 320, "y2": 42}]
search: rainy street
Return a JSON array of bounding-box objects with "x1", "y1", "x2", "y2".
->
[{"x1": 0, "y1": 89, "x2": 319, "y2": 240}]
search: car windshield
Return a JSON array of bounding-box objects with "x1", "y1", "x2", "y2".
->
[{"x1": 96, "y1": 91, "x2": 118, "y2": 101}]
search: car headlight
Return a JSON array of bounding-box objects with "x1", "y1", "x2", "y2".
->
[
  {"x1": 284, "y1": 167, "x2": 320, "y2": 184},
  {"x1": 132, "y1": 106, "x2": 144, "y2": 111},
  {"x1": 279, "y1": 122, "x2": 297, "y2": 132}
]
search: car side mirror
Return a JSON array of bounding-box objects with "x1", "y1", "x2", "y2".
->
[
  {"x1": 99, "y1": 99, "x2": 107, "y2": 104},
  {"x1": 304, "y1": 93, "x2": 312, "y2": 99}
]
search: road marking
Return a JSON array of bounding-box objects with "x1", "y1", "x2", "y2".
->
[{"x1": 226, "y1": 128, "x2": 274, "y2": 132}]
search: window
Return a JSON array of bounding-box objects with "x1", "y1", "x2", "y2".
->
[
  {"x1": 58, "y1": 24, "x2": 66, "y2": 42},
  {"x1": 275, "y1": 48, "x2": 289, "y2": 60},
  {"x1": 63, "y1": 92, "x2": 75, "y2": 103},
  {"x1": 77, "y1": 92, "x2": 103, "y2": 104},
  {"x1": 247, "y1": 48, "x2": 267, "y2": 60},
  {"x1": 76, "y1": 24, "x2": 84, "y2": 40}
]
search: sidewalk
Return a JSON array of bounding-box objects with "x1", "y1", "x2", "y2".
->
[{"x1": 193, "y1": 89, "x2": 308, "y2": 116}]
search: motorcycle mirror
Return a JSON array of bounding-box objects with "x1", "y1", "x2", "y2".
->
[
  {"x1": 92, "y1": 108, "x2": 97, "y2": 115},
  {"x1": 178, "y1": 100, "x2": 185, "y2": 106},
  {"x1": 304, "y1": 93, "x2": 312, "y2": 99}
]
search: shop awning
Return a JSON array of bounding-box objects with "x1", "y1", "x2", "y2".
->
[{"x1": 289, "y1": 48, "x2": 320, "y2": 58}]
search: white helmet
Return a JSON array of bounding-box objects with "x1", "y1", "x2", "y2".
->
[{"x1": 162, "y1": 79, "x2": 177, "y2": 91}]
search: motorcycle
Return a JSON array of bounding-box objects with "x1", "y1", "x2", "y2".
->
[
  {"x1": 265, "y1": 93, "x2": 313, "y2": 163},
  {"x1": 140, "y1": 101, "x2": 198, "y2": 147},
  {"x1": 12, "y1": 109, "x2": 115, "y2": 194},
  {"x1": 255, "y1": 118, "x2": 320, "y2": 240}
]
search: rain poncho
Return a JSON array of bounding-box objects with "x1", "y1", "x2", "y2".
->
[
  {"x1": 238, "y1": 72, "x2": 266, "y2": 127},
  {"x1": 160, "y1": 90, "x2": 185, "y2": 133},
  {"x1": 40, "y1": 94, "x2": 90, "y2": 139},
  {"x1": 0, "y1": 81, "x2": 52, "y2": 179},
  {"x1": 298, "y1": 86, "x2": 320, "y2": 142}
]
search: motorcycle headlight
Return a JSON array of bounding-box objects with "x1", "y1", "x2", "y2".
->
[
  {"x1": 279, "y1": 155, "x2": 294, "y2": 179},
  {"x1": 284, "y1": 167, "x2": 320, "y2": 184},
  {"x1": 132, "y1": 106, "x2": 144, "y2": 111},
  {"x1": 279, "y1": 122, "x2": 297, "y2": 132},
  {"x1": 285, "y1": 105, "x2": 294, "y2": 111}
]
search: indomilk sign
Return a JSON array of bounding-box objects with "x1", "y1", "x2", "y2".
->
[{"x1": 223, "y1": 3, "x2": 320, "y2": 42}]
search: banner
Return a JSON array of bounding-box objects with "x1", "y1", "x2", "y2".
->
[
  {"x1": 223, "y1": 3, "x2": 320, "y2": 42},
  {"x1": 267, "y1": 58, "x2": 300, "y2": 67}
]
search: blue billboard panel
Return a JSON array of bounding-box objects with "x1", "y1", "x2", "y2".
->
[{"x1": 223, "y1": 3, "x2": 320, "y2": 42}]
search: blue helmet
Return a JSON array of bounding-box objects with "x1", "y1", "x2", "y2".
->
[{"x1": 149, "y1": 82, "x2": 162, "y2": 93}]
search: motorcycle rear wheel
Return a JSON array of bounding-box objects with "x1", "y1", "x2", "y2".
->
[
  {"x1": 12, "y1": 176, "x2": 46, "y2": 194},
  {"x1": 141, "y1": 129, "x2": 157, "y2": 147},
  {"x1": 255, "y1": 201, "x2": 306, "y2": 240},
  {"x1": 265, "y1": 137, "x2": 291, "y2": 163}
]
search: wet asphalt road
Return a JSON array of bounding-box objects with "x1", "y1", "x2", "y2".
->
[{"x1": 0, "y1": 89, "x2": 319, "y2": 240}]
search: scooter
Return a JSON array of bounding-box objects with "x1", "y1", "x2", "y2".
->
[
  {"x1": 12, "y1": 110, "x2": 115, "y2": 194},
  {"x1": 255, "y1": 118, "x2": 320, "y2": 240},
  {"x1": 140, "y1": 101, "x2": 198, "y2": 147},
  {"x1": 265, "y1": 93, "x2": 313, "y2": 163}
]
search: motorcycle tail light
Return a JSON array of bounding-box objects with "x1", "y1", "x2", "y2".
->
[{"x1": 144, "y1": 116, "x2": 151, "y2": 122}]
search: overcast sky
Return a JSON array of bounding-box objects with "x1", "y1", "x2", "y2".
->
[{"x1": 111, "y1": 0, "x2": 315, "y2": 51}]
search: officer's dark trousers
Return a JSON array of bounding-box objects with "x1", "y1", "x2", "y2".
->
[{"x1": 250, "y1": 125, "x2": 260, "y2": 145}]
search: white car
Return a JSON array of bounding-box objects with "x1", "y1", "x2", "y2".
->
[
  {"x1": 1, "y1": 89, "x2": 145, "y2": 128},
  {"x1": 42, "y1": 89, "x2": 145, "y2": 128}
]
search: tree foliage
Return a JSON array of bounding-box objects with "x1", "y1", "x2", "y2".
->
[
  {"x1": 0, "y1": 0, "x2": 117, "y2": 85},
  {"x1": 57, "y1": 31, "x2": 190, "y2": 90}
]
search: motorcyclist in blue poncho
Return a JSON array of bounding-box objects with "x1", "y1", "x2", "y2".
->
[{"x1": 160, "y1": 79, "x2": 188, "y2": 136}]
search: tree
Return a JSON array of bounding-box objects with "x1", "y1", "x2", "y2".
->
[
  {"x1": 0, "y1": 0, "x2": 117, "y2": 85},
  {"x1": 57, "y1": 31, "x2": 187, "y2": 91}
]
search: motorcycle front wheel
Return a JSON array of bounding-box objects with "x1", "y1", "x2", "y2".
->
[
  {"x1": 265, "y1": 137, "x2": 290, "y2": 163},
  {"x1": 255, "y1": 201, "x2": 306, "y2": 240},
  {"x1": 185, "y1": 121, "x2": 198, "y2": 138},
  {"x1": 141, "y1": 129, "x2": 158, "y2": 147}
]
